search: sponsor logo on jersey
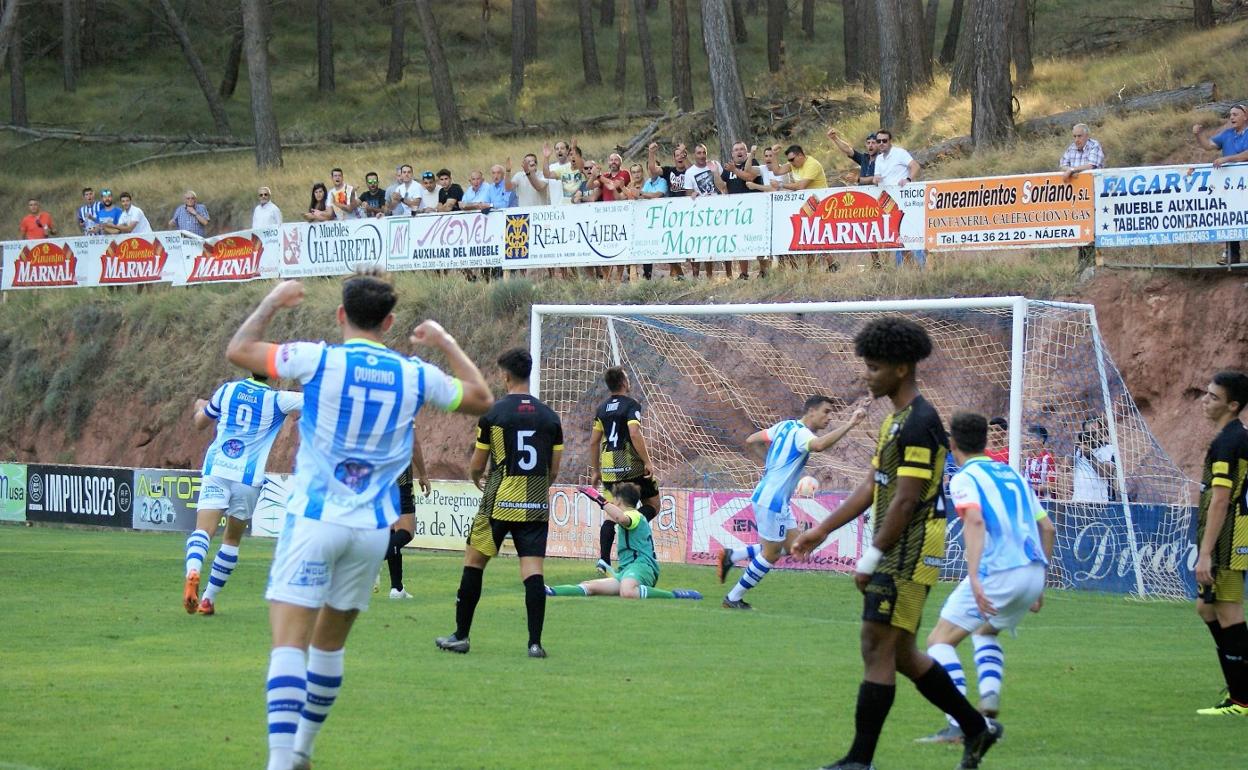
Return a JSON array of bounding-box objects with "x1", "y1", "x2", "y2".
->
[
  {"x1": 12, "y1": 242, "x2": 78, "y2": 287},
  {"x1": 99, "y1": 237, "x2": 169, "y2": 284},
  {"x1": 289, "y1": 560, "x2": 330, "y2": 587},
  {"x1": 222, "y1": 439, "x2": 246, "y2": 459},
  {"x1": 334, "y1": 459, "x2": 374, "y2": 493},
  {"x1": 186, "y1": 234, "x2": 264, "y2": 283}
]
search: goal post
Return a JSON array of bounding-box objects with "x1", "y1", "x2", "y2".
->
[{"x1": 531, "y1": 297, "x2": 1193, "y2": 600}]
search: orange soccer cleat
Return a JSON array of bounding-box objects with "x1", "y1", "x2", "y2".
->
[{"x1": 183, "y1": 572, "x2": 200, "y2": 614}]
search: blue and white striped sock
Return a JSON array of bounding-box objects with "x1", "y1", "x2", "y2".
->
[
  {"x1": 729, "y1": 544, "x2": 758, "y2": 563},
  {"x1": 973, "y1": 634, "x2": 1004, "y2": 699},
  {"x1": 293, "y1": 647, "x2": 345, "y2": 759},
  {"x1": 266, "y1": 646, "x2": 306, "y2": 770},
  {"x1": 201, "y1": 543, "x2": 239, "y2": 602},
  {"x1": 928, "y1": 643, "x2": 966, "y2": 727},
  {"x1": 184, "y1": 529, "x2": 210, "y2": 577},
  {"x1": 727, "y1": 553, "x2": 773, "y2": 601}
]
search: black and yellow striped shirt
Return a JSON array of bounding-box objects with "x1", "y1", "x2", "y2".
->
[
  {"x1": 1197, "y1": 420, "x2": 1248, "y2": 570},
  {"x1": 594, "y1": 395, "x2": 645, "y2": 482},
  {"x1": 475, "y1": 393, "x2": 564, "y2": 522}
]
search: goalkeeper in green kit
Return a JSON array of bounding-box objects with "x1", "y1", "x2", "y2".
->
[{"x1": 546, "y1": 482, "x2": 702, "y2": 601}]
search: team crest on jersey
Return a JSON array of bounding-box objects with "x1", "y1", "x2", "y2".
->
[
  {"x1": 334, "y1": 459, "x2": 374, "y2": 493},
  {"x1": 289, "y1": 560, "x2": 329, "y2": 587},
  {"x1": 222, "y1": 439, "x2": 245, "y2": 459}
]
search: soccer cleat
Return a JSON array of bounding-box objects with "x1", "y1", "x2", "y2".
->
[
  {"x1": 389, "y1": 587, "x2": 413, "y2": 599},
  {"x1": 196, "y1": 597, "x2": 216, "y2": 616},
  {"x1": 435, "y1": 634, "x2": 470, "y2": 654},
  {"x1": 818, "y1": 759, "x2": 876, "y2": 770},
  {"x1": 528, "y1": 643, "x2": 548, "y2": 659},
  {"x1": 595, "y1": 558, "x2": 611, "y2": 575},
  {"x1": 717, "y1": 548, "x2": 734, "y2": 584},
  {"x1": 183, "y1": 571, "x2": 200, "y2": 614},
  {"x1": 1196, "y1": 700, "x2": 1248, "y2": 716},
  {"x1": 958, "y1": 718, "x2": 1003, "y2": 769},
  {"x1": 544, "y1": 585, "x2": 556, "y2": 596},
  {"x1": 291, "y1": 751, "x2": 312, "y2": 770},
  {"x1": 915, "y1": 724, "x2": 963, "y2": 744},
  {"x1": 978, "y1": 691, "x2": 1000, "y2": 719},
  {"x1": 722, "y1": 597, "x2": 752, "y2": 610},
  {"x1": 672, "y1": 589, "x2": 703, "y2": 600}
]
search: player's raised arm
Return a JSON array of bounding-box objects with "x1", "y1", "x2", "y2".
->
[
  {"x1": 809, "y1": 405, "x2": 867, "y2": 453},
  {"x1": 745, "y1": 427, "x2": 772, "y2": 445},
  {"x1": 410, "y1": 320, "x2": 493, "y2": 416},
  {"x1": 226, "y1": 280, "x2": 306, "y2": 375}
]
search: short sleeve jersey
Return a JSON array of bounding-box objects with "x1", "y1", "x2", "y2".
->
[
  {"x1": 616, "y1": 509, "x2": 659, "y2": 576},
  {"x1": 683, "y1": 165, "x2": 720, "y2": 195},
  {"x1": 872, "y1": 395, "x2": 949, "y2": 585},
  {"x1": 272, "y1": 338, "x2": 463, "y2": 529},
  {"x1": 1197, "y1": 420, "x2": 1248, "y2": 570},
  {"x1": 661, "y1": 165, "x2": 688, "y2": 197},
  {"x1": 949, "y1": 457, "x2": 1048, "y2": 578},
  {"x1": 475, "y1": 393, "x2": 564, "y2": 522},
  {"x1": 201, "y1": 379, "x2": 303, "y2": 487},
  {"x1": 594, "y1": 395, "x2": 645, "y2": 482},
  {"x1": 751, "y1": 419, "x2": 816, "y2": 514},
  {"x1": 792, "y1": 157, "x2": 827, "y2": 189}
]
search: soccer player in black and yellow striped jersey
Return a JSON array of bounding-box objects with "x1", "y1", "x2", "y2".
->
[
  {"x1": 793, "y1": 317, "x2": 1000, "y2": 770},
  {"x1": 436, "y1": 348, "x2": 563, "y2": 659},
  {"x1": 1194, "y1": 370, "x2": 1248, "y2": 716}
]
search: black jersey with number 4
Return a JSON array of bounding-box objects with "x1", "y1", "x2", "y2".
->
[
  {"x1": 475, "y1": 393, "x2": 563, "y2": 522},
  {"x1": 594, "y1": 395, "x2": 645, "y2": 482},
  {"x1": 1197, "y1": 420, "x2": 1248, "y2": 570}
]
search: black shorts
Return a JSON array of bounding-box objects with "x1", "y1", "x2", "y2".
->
[
  {"x1": 605, "y1": 476, "x2": 660, "y2": 505},
  {"x1": 396, "y1": 470, "x2": 415, "y2": 516},
  {"x1": 468, "y1": 513, "x2": 549, "y2": 558},
  {"x1": 862, "y1": 571, "x2": 930, "y2": 634}
]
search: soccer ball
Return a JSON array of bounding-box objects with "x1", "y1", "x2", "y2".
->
[{"x1": 795, "y1": 476, "x2": 819, "y2": 497}]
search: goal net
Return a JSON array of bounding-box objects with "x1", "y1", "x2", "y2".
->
[{"x1": 531, "y1": 297, "x2": 1196, "y2": 600}]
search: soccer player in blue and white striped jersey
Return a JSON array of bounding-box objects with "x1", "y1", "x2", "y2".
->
[
  {"x1": 917, "y1": 411, "x2": 1055, "y2": 745},
  {"x1": 717, "y1": 395, "x2": 866, "y2": 609},
  {"x1": 225, "y1": 273, "x2": 493, "y2": 770},
  {"x1": 183, "y1": 375, "x2": 302, "y2": 616}
]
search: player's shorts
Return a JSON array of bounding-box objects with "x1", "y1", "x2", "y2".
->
[
  {"x1": 196, "y1": 476, "x2": 262, "y2": 520},
  {"x1": 940, "y1": 562, "x2": 1046, "y2": 633},
  {"x1": 617, "y1": 561, "x2": 659, "y2": 588},
  {"x1": 863, "y1": 572, "x2": 930, "y2": 634},
  {"x1": 605, "y1": 476, "x2": 660, "y2": 505},
  {"x1": 266, "y1": 514, "x2": 390, "y2": 611},
  {"x1": 397, "y1": 470, "x2": 415, "y2": 516},
  {"x1": 1198, "y1": 567, "x2": 1246, "y2": 605},
  {"x1": 467, "y1": 512, "x2": 548, "y2": 559},
  {"x1": 753, "y1": 502, "x2": 797, "y2": 543}
]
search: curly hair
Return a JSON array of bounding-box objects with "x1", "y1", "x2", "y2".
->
[{"x1": 853, "y1": 317, "x2": 932, "y2": 365}]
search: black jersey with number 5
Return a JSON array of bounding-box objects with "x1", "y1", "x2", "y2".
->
[
  {"x1": 475, "y1": 393, "x2": 564, "y2": 522},
  {"x1": 594, "y1": 395, "x2": 645, "y2": 482}
]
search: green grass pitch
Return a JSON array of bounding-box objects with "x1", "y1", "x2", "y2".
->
[{"x1": 0, "y1": 526, "x2": 1240, "y2": 770}]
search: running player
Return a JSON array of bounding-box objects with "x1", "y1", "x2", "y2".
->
[
  {"x1": 225, "y1": 273, "x2": 493, "y2": 770},
  {"x1": 792, "y1": 317, "x2": 1002, "y2": 770},
  {"x1": 916, "y1": 411, "x2": 1055, "y2": 744},
  {"x1": 717, "y1": 395, "x2": 865, "y2": 609},
  {"x1": 1194, "y1": 370, "x2": 1248, "y2": 715},
  {"x1": 436, "y1": 348, "x2": 563, "y2": 658},
  {"x1": 183, "y1": 373, "x2": 301, "y2": 615},
  {"x1": 546, "y1": 482, "x2": 701, "y2": 600},
  {"x1": 590, "y1": 367, "x2": 659, "y2": 573}
]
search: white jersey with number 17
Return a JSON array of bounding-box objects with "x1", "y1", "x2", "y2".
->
[
  {"x1": 202, "y1": 378, "x2": 303, "y2": 487},
  {"x1": 272, "y1": 338, "x2": 463, "y2": 529}
]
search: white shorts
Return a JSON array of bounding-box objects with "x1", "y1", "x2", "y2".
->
[
  {"x1": 754, "y1": 502, "x2": 797, "y2": 543},
  {"x1": 940, "y1": 562, "x2": 1046, "y2": 634},
  {"x1": 265, "y1": 514, "x2": 390, "y2": 612},
  {"x1": 196, "y1": 476, "x2": 262, "y2": 521}
]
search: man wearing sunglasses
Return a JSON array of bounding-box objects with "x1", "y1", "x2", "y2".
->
[
  {"x1": 252, "y1": 187, "x2": 283, "y2": 229},
  {"x1": 870, "y1": 129, "x2": 925, "y2": 269},
  {"x1": 358, "y1": 173, "x2": 388, "y2": 218}
]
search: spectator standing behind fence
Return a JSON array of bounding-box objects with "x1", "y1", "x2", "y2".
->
[
  {"x1": 722, "y1": 141, "x2": 764, "y2": 280},
  {"x1": 1194, "y1": 104, "x2": 1248, "y2": 265},
  {"x1": 358, "y1": 174, "x2": 387, "y2": 218},
  {"x1": 387, "y1": 165, "x2": 419, "y2": 216},
  {"x1": 104, "y1": 193, "x2": 151, "y2": 235},
  {"x1": 1072, "y1": 416, "x2": 1118, "y2": 503},
  {"x1": 18, "y1": 199, "x2": 55, "y2": 240},
  {"x1": 169, "y1": 191, "x2": 210, "y2": 236},
  {"x1": 252, "y1": 187, "x2": 283, "y2": 228},
  {"x1": 436, "y1": 169, "x2": 463, "y2": 212},
  {"x1": 1060, "y1": 123, "x2": 1104, "y2": 271},
  {"x1": 303, "y1": 183, "x2": 333, "y2": 223},
  {"x1": 94, "y1": 189, "x2": 122, "y2": 234},
  {"x1": 460, "y1": 171, "x2": 493, "y2": 212},
  {"x1": 648, "y1": 142, "x2": 690, "y2": 280},
  {"x1": 328, "y1": 168, "x2": 358, "y2": 220},
  {"x1": 77, "y1": 187, "x2": 100, "y2": 235},
  {"x1": 870, "y1": 130, "x2": 924, "y2": 269},
  {"x1": 770, "y1": 143, "x2": 826, "y2": 192},
  {"x1": 599, "y1": 154, "x2": 631, "y2": 203},
  {"x1": 827, "y1": 127, "x2": 878, "y2": 185},
  {"x1": 487, "y1": 164, "x2": 516, "y2": 209},
  {"x1": 683, "y1": 144, "x2": 726, "y2": 280},
  {"x1": 414, "y1": 171, "x2": 441, "y2": 214},
  {"x1": 1023, "y1": 425, "x2": 1056, "y2": 500},
  {"x1": 507, "y1": 152, "x2": 553, "y2": 207},
  {"x1": 545, "y1": 140, "x2": 586, "y2": 205}
]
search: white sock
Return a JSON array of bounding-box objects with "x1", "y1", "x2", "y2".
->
[
  {"x1": 929, "y1": 643, "x2": 966, "y2": 728},
  {"x1": 727, "y1": 553, "x2": 773, "y2": 601},
  {"x1": 973, "y1": 634, "x2": 1004, "y2": 699},
  {"x1": 293, "y1": 646, "x2": 345, "y2": 759},
  {"x1": 266, "y1": 646, "x2": 306, "y2": 770},
  {"x1": 201, "y1": 543, "x2": 239, "y2": 602},
  {"x1": 184, "y1": 529, "x2": 210, "y2": 577}
]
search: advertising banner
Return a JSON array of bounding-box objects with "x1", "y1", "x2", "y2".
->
[
  {"x1": 631, "y1": 194, "x2": 771, "y2": 263},
  {"x1": 386, "y1": 211, "x2": 505, "y2": 272},
  {"x1": 1, "y1": 232, "x2": 187, "y2": 290},
  {"x1": 501, "y1": 201, "x2": 632, "y2": 268},
  {"x1": 2, "y1": 236, "x2": 88, "y2": 289},
  {"x1": 770, "y1": 185, "x2": 925, "y2": 254},
  {"x1": 278, "y1": 219, "x2": 387, "y2": 278},
  {"x1": 0, "y1": 463, "x2": 26, "y2": 522},
  {"x1": 176, "y1": 228, "x2": 280, "y2": 285},
  {"x1": 684, "y1": 490, "x2": 861, "y2": 571},
  {"x1": 926, "y1": 173, "x2": 1094, "y2": 250},
  {"x1": 132, "y1": 469, "x2": 202, "y2": 532},
  {"x1": 24, "y1": 464, "x2": 133, "y2": 527},
  {"x1": 1051, "y1": 502, "x2": 1197, "y2": 598},
  {"x1": 1094, "y1": 163, "x2": 1248, "y2": 247},
  {"x1": 409, "y1": 481, "x2": 484, "y2": 551}
]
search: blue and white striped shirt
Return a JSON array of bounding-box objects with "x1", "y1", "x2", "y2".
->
[
  {"x1": 750, "y1": 419, "x2": 816, "y2": 514},
  {"x1": 202, "y1": 378, "x2": 302, "y2": 487},
  {"x1": 948, "y1": 457, "x2": 1048, "y2": 577}
]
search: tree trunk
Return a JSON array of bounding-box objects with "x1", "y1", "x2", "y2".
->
[
  {"x1": 242, "y1": 0, "x2": 282, "y2": 168},
  {"x1": 614, "y1": 0, "x2": 627, "y2": 91},
  {"x1": 970, "y1": 0, "x2": 1013, "y2": 147},
  {"x1": 802, "y1": 0, "x2": 815, "y2": 38},
  {"x1": 413, "y1": 0, "x2": 465, "y2": 145},
  {"x1": 600, "y1": 0, "x2": 614, "y2": 25},
  {"x1": 1010, "y1": 0, "x2": 1032, "y2": 85},
  {"x1": 510, "y1": 0, "x2": 525, "y2": 98},
  {"x1": 7, "y1": 3, "x2": 25, "y2": 128},
  {"x1": 317, "y1": 0, "x2": 334, "y2": 93},
  {"x1": 62, "y1": 0, "x2": 78, "y2": 92},
  {"x1": 856, "y1": 0, "x2": 879, "y2": 88},
  {"x1": 1194, "y1": 0, "x2": 1215, "y2": 29},
  {"x1": 876, "y1": 0, "x2": 908, "y2": 129},
  {"x1": 386, "y1": 0, "x2": 406, "y2": 84},
  {"x1": 746, "y1": 0, "x2": 759, "y2": 13},
  {"x1": 766, "y1": 0, "x2": 783, "y2": 72},
  {"x1": 632, "y1": 0, "x2": 659, "y2": 107},
  {"x1": 731, "y1": 0, "x2": 748, "y2": 42},
  {"x1": 923, "y1": 0, "x2": 939, "y2": 65},
  {"x1": 843, "y1": 0, "x2": 860, "y2": 83},
  {"x1": 901, "y1": 0, "x2": 930, "y2": 87},
  {"x1": 949, "y1": 0, "x2": 976, "y2": 95},
  {"x1": 645, "y1": 0, "x2": 658, "y2": 11},
  {"x1": 220, "y1": 6, "x2": 244, "y2": 98},
  {"x1": 578, "y1": 0, "x2": 602, "y2": 85},
  {"x1": 157, "y1": 0, "x2": 231, "y2": 135},
  {"x1": 701, "y1": 0, "x2": 751, "y2": 157},
  {"x1": 939, "y1": 0, "x2": 963, "y2": 65},
  {"x1": 0, "y1": 0, "x2": 20, "y2": 73},
  {"x1": 81, "y1": 0, "x2": 98, "y2": 65},
  {"x1": 671, "y1": 0, "x2": 694, "y2": 110},
  {"x1": 523, "y1": 0, "x2": 537, "y2": 61}
]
